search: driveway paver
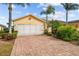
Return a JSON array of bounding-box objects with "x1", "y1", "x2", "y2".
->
[{"x1": 11, "y1": 35, "x2": 79, "y2": 56}]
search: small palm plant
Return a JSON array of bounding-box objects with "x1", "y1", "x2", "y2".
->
[{"x1": 61, "y1": 3, "x2": 79, "y2": 24}]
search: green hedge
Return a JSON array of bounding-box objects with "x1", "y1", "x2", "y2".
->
[{"x1": 56, "y1": 25, "x2": 79, "y2": 41}]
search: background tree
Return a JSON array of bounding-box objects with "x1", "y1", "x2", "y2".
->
[{"x1": 61, "y1": 3, "x2": 79, "y2": 24}]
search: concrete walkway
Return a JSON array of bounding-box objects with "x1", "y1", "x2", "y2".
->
[{"x1": 11, "y1": 35, "x2": 79, "y2": 56}]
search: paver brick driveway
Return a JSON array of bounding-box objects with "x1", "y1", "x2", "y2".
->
[{"x1": 11, "y1": 35, "x2": 79, "y2": 56}]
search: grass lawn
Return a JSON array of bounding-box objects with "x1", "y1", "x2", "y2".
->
[{"x1": 0, "y1": 39, "x2": 15, "y2": 56}]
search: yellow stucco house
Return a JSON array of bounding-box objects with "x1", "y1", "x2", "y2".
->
[
  {"x1": 13, "y1": 14, "x2": 47, "y2": 36},
  {"x1": 0, "y1": 24, "x2": 6, "y2": 31}
]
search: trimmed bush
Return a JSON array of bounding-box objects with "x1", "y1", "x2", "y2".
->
[{"x1": 56, "y1": 25, "x2": 79, "y2": 41}]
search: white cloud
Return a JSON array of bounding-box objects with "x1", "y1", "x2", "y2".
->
[
  {"x1": 25, "y1": 12, "x2": 37, "y2": 16},
  {"x1": 47, "y1": 3, "x2": 61, "y2": 6},
  {"x1": 68, "y1": 11, "x2": 76, "y2": 17},
  {"x1": 39, "y1": 3, "x2": 79, "y2": 21},
  {"x1": 40, "y1": 14, "x2": 46, "y2": 18},
  {"x1": 37, "y1": 3, "x2": 61, "y2": 8},
  {"x1": 37, "y1": 3, "x2": 47, "y2": 8},
  {"x1": 12, "y1": 5, "x2": 16, "y2": 9},
  {"x1": 26, "y1": 12, "x2": 31, "y2": 15},
  {"x1": 15, "y1": 11, "x2": 21, "y2": 14},
  {"x1": 69, "y1": 13, "x2": 75, "y2": 18},
  {"x1": 53, "y1": 11, "x2": 65, "y2": 20},
  {"x1": 54, "y1": 11, "x2": 78, "y2": 21},
  {"x1": 55, "y1": 11, "x2": 65, "y2": 15},
  {"x1": 43, "y1": 7, "x2": 47, "y2": 11},
  {"x1": 77, "y1": 9, "x2": 79, "y2": 12},
  {"x1": 0, "y1": 16, "x2": 6, "y2": 19},
  {"x1": 12, "y1": 4, "x2": 27, "y2": 9},
  {"x1": 40, "y1": 14, "x2": 53, "y2": 20},
  {"x1": 40, "y1": 11, "x2": 65, "y2": 21},
  {"x1": 40, "y1": 10, "x2": 78, "y2": 21},
  {"x1": 33, "y1": 13, "x2": 37, "y2": 16}
]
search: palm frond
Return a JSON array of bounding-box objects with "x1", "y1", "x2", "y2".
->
[
  {"x1": 40, "y1": 4, "x2": 55, "y2": 15},
  {"x1": 40, "y1": 11, "x2": 47, "y2": 15},
  {"x1": 61, "y1": 3, "x2": 79, "y2": 11},
  {"x1": 47, "y1": 5, "x2": 55, "y2": 14}
]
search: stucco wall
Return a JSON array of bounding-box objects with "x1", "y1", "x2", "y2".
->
[{"x1": 0, "y1": 26, "x2": 4, "y2": 30}]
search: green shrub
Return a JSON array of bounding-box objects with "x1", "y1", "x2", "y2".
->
[
  {"x1": 51, "y1": 20, "x2": 62, "y2": 35},
  {"x1": 1, "y1": 33, "x2": 13, "y2": 40},
  {"x1": 0, "y1": 31, "x2": 5, "y2": 37},
  {"x1": 3, "y1": 26, "x2": 14, "y2": 33},
  {"x1": 3, "y1": 28, "x2": 9, "y2": 33},
  {"x1": 0, "y1": 27, "x2": 17, "y2": 40},
  {"x1": 1, "y1": 31, "x2": 18, "y2": 40},
  {"x1": 56, "y1": 25, "x2": 79, "y2": 41},
  {"x1": 12, "y1": 31, "x2": 18, "y2": 39}
]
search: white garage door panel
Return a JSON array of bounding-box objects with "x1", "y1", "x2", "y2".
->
[
  {"x1": 24, "y1": 25, "x2": 30, "y2": 35},
  {"x1": 15, "y1": 25, "x2": 24, "y2": 36},
  {"x1": 30, "y1": 25, "x2": 36, "y2": 35},
  {"x1": 15, "y1": 24, "x2": 44, "y2": 36},
  {"x1": 36, "y1": 25, "x2": 43, "y2": 35}
]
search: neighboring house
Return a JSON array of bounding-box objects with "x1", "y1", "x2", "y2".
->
[
  {"x1": 13, "y1": 14, "x2": 47, "y2": 36},
  {"x1": 0, "y1": 24, "x2": 6, "y2": 31},
  {"x1": 69, "y1": 20, "x2": 79, "y2": 31}
]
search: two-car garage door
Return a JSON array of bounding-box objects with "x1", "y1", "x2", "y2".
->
[{"x1": 15, "y1": 24, "x2": 44, "y2": 36}]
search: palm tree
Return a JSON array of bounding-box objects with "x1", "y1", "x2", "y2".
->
[
  {"x1": 7, "y1": 3, "x2": 30, "y2": 34},
  {"x1": 41, "y1": 5, "x2": 55, "y2": 23},
  {"x1": 40, "y1": 5, "x2": 55, "y2": 30},
  {"x1": 61, "y1": 3, "x2": 79, "y2": 24}
]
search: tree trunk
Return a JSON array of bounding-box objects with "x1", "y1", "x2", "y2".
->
[
  {"x1": 46, "y1": 14, "x2": 48, "y2": 30},
  {"x1": 8, "y1": 3, "x2": 12, "y2": 34},
  {"x1": 46, "y1": 14, "x2": 48, "y2": 23},
  {"x1": 66, "y1": 10, "x2": 68, "y2": 24}
]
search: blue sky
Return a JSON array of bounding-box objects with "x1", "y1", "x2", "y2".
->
[{"x1": 0, "y1": 3, "x2": 79, "y2": 26}]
